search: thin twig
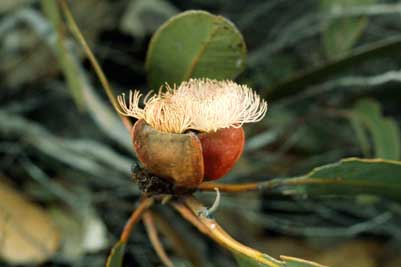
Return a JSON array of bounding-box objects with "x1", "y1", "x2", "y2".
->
[
  {"x1": 198, "y1": 176, "x2": 354, "y2": 193},
  {"x1": 120, "y1": 197, "x2": 154, "y2": 243},
  {"x1": 198, "y1": 179, "x2": 285, "y2": 192},
  {"x1": 58, "y1": 0, "x2": 132, "y2": 131},
  {"x1": 152, "y1": 211, "x2": 204, "y2": 267},
  {"x1": 42, "y1": 0, "x2": 84, "y2": 109},
  {"x1": 143, "y1": 211, "x2": 175, "y2": 267},
  {"x1": 199, "y1": 182, "x2": 262, "y2": 192}
]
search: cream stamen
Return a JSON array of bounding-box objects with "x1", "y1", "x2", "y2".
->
[{"x1": 118, "y1": 78, "x2": 268, "y2": 133}]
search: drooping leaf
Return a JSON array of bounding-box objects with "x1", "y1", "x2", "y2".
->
[
  {"x1": 321, "y1": 0, "x2": 376, "y2": 59},
  {"x1": 146, "y1": 10, "x2": 246, "y2": 89},
  {"x1": 42, "y1": 0, "x2": 84, "y2": 108},
  {"x1": 106, "y1": 241, "x2": 126, "y2": 267},
  {"x1": 286, "y1": 158, "x2": 401, "y2": 201},
  {"x1": 348, "y1": 98, "x2": 400, "y2": 160}
]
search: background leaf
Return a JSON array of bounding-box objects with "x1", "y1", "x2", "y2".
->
[
  {"x1": 49, "y1": 206, "x2": 108, "y2": 261},
  {"x1": 321, "y1": 0, "x2": 376, "y2": 59},
  {"x1": 348, "y1": 98, "x2": 400, "y2": 160},
  {"x1": 286, "y1": 158, "x2": 401, "y2": 201},
  {"x1": 0, "y1": 178, "x2": 60, "y2": 264},
  {"x1": 42, "y1": 0, "x2": 84, "y2": 109},
  {"x1": 40, "y1": 0, "x2": 132, "y2": 151},
  {"x1": 145, "y1": 10, "x2": 246, "y2": 89},
  {"x1": 120, "y1": 0, "x2": 178, "y2": 38}
]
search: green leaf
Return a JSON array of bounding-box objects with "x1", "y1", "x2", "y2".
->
[
  {"x1": 281, "y1": 256, "x2": 329, "y2": 267},
  {"x1": 234, "y1": 252, "x2": 283, "y2": 267},
  {"x1": 234, "y1": 252, "x2": 328, "y2": 267},
  {"x1": 106, "y1": 241, "x2": 126, "y2": 267},
  {"x1": 323, "y1": 17, "x2": 367, "y2": 59},
  {"x1": 349, "y1": 98, "x2": 400, "y2": 160},
  {"x1": 349, "y1": 115, "x2": 370, "y2": 157},
  {"x1": 321, "y1": 0, "x2": 376, "y2": 59},
  {"x1": 289, "y1": 158, "x2": 401, "y2": 201},
  {"x1": 41, "y1": 0, "x2": 84, "y2": 108},
  {"x1": 145, "y1": 10, "x2": 246, "y2": 89}
]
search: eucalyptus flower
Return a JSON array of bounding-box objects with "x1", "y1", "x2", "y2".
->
[{"x1": 118, "y1": 78, "x2": 267, "y2": 189}]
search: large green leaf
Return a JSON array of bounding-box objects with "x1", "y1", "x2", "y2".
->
[
  {"x1": 288, "y1": 158, "x2": 401, "y2": 201},
  {"x1": 348, "y1": 99, "x2": 400, "y2": 160},
  {"x1": 106, "y1": 241, "x2": 126, "y2": 267},
  {"x1": 145, "y1": 10, "x2": 246, "y2": 89},
  {"x1": 321, "y1": 0, "x2": 376, "y2": 59}
]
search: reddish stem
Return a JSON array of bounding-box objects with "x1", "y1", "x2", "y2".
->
[
  {"x1": 143, "y1": 211, "x2": 175, "y2": 267},
  {"x1": 120, "y1": 197, "x2": 154, "y2": 243}
]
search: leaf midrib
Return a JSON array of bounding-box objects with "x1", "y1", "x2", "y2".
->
[
  {"x1": 182, "y1": 18, "x2": 221, "y2": 81},
  {"x1": 297, "y1": 177, "x2": 401, "y2": 189}
]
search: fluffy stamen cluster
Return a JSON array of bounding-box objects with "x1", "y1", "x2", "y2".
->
[{"x1": 117, "y1": 78, "x2": 268, "y2": 133}]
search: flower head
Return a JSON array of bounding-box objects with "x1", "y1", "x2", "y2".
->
[{"x1": 118, "y1": 78, "x2": 267, "y2": 133}]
